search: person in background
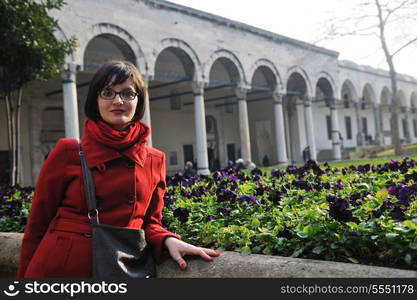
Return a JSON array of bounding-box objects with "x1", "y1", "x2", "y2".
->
[
  {"x1": 302, "y1": 146, "x2": 311, "y2": 162},
  {"x1": 338, "y1": 131, "x2": 344, "y2": 150},
  {"x1": 183, "y1": 161, "x2": 195, "y2": 176}
]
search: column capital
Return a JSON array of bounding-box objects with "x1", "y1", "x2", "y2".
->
[
  {"x1": 61, "y1": 63, "x2": 81, "y2": 82},
  {"x1": 303, "y1": 96, "x2": 312, "y2": 107},
  {"x1": 329, "y1": 99, "x2": 338, "y2": 110},
  {"x1": 235, "y1": 86, "x2": 248, "y2": 100},
  {"x1": 372, "y1": 102, "x2": 381, "y2": 109},
  {"x1": 302, "y1": 95, "x2": 312, "y2": 104},
  {"x1": 272, "y1": 92, "x2": 283, "y2": 104},
  {"x1": 61, "y1": 63, "x2": 81, "y2": 74},
  {"x1": 192, "y1": 81, "x2": 205, "y2": 95}
]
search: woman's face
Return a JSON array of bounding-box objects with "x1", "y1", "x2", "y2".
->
[{"x1": 98, "y1": 78, "x2": 138, "y2": 131}]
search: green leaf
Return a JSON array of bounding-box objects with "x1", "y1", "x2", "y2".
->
[
  {"x1": 239, "y1": 246, "x2": 252, "y2": 255},
  {"x1": 346, "y1": 257, "x2": 359, "y2": 264},
  {"x1": 251, "y1": 218, "x2": 261, "y2": 228},
  {"x1": 240, "y1": 183, "x2": 254, "y2": 194},
  {"x1": 263, "y1": 247, "x2": 273, "y2": 255},
  {"x1": 312, "y1": 246, "x2": 326, "y2": 255},
  {"x1": 356, "y1": 183, "x2": 369, "y2": 189},
  {"x1": 409, "y1": 243, "x2": 417, "y2": 250},
  {"x1": 346, "y1": 222, "x2": 359, "y2": 230},
  {"x1": 291, "y1": 248, "x2": 304, "y2": 258},
  {"x1": 393, "y1": 226, "x2": 409, "y2": 233},
  {"x1": 296, "y1": 231, "x2": 308, "y2": 239},
  {"x1": 403, "y1": 220, "x2": 417, "y2": 231},
  {"x1": 404, "y1": 253, "x2": 412, "y2": 265},
  {"x1": 303, "y1": 225, "x2": 315, "y2": 236}
]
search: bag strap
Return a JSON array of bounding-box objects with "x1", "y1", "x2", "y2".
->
[{"x1": 78, "y1": 142, "x2": 99, "y2": 226}]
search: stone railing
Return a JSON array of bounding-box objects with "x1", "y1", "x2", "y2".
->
[{"x1": 1, "y1": 232, "x2": 416, "y2": 278}]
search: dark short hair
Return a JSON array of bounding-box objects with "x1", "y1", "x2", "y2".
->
[{"x1": 84, "y1": 60, "x2": 147, "y2": 120}]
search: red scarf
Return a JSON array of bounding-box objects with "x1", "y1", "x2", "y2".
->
[{"x1": 85, "y1": 119, "x2": 150, "y2": 150}]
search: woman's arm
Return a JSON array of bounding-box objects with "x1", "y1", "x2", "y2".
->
[
  {"x1": 143, "y1": 153, "x2": 180, "y2": 262},
  {"x1": 17, "y1": 139, "x2": 71, "y2": 277},
  {"x1": 143, "y1": 153, "x2": 220, "y2": 268}
]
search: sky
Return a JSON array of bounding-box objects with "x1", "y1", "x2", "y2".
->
[{"x1": 166, "y1": 0, "x2": 417, "y2": 78}]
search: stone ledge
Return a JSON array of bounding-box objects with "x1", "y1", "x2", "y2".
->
[{"x1": 1, "y1": 232, "x2": 416, "y2": 278}]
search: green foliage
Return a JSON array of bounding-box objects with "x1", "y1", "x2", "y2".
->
[
  {"x1": 4, "y1": 158, "x2": 417, "y2": 270},
  {"x1": 0, "y1": 185, "x2": 33, "y2": 232},
  {"x1": 0, "y1": 0, "x2": 76, "y2": 94},
  {"x1": 163, "y1": 158, "x2": 417, "y2": 270}
]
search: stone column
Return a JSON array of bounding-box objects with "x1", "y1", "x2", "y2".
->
[
  {"x1": 355, "y1": 101, "x2": 364, "y2": 146},
  {"x1": 303, "y1": 96, "x2": 317, "y2": 161},
  {"x1": 330, "y1": 101, "x2": 342, "y2": 160},
  {"x1": 379, "y1": 104, "x2": 385, "y2": 145},
  {"x1": 235, "y1": 87, "x2": 252, "y2": 163},
  {"x1": 192, "y1": 82, "x2": 210, "y2": 175},
  {"x1": 272, "y1": 92, "x2": 288, "y2": 165},
  {"x1": 406, "y1": 107, "x2": 413, "y2": 144},
  {"x1": 142, "y1": 75, "x2": 152, "y2": 147},
  {"x1": 373, "y1": 103, "x2": 383, "y2": 145},
  {"x1": 61, "y1": 63, "x2": 80, "y2": 140}
]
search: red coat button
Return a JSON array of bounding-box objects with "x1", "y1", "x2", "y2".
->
[
  {"x1": 126, "y1": 161, "x2": 135, "y2": 168},
  {"x1": 128, "y1": 194, "x2": 135, "y2": 204}
]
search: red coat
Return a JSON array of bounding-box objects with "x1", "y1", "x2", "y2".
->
[{"x1": 18, "y1": 136, "x2": 179, "y2": 278}]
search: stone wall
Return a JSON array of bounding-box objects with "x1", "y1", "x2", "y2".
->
[{"x1": 2, "y1": 232, "x2": 416, "y2": 278}]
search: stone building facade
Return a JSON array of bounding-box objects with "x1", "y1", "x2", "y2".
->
[{"x1": 1, "y1": 0, "x2": 417, "y2": 186}]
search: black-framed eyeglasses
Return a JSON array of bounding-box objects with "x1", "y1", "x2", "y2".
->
[{"x1": 99, "y1": 88, "x2": 139, "y2": 101}]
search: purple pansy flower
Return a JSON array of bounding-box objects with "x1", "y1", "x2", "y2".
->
[
  {"x1": 173, "y1": 207, "x2": 190, "y2": 223},
  {"x1": 277, "y1": 227, "x2": 292, "y2": 239},
  {"x1": 329, "y1": 198, "x2": 352, "y2": 222}
]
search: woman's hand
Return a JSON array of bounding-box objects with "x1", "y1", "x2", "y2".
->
[{"x1": 164, "y1": 237, "x2": 221, "y2": 270}]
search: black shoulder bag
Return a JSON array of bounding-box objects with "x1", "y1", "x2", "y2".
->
[{"x1": 78, "y1": 143, "x2": 156, "y2": 279}]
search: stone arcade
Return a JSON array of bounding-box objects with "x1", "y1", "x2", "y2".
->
[{"x1": 1, "y1": 0, "x2": 417, "y2": 186}]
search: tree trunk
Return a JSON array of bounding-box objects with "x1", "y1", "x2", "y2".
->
[
  {"x1": 5, "y1": 95, "x2": 14, "y2": 186},
  {"x1": 5, "y1": 88, "x2": 23, "y2": 186},
  {"x1": 15, "y1": 88, "x2": 23, "y2": 185},
  {"x1": 375, "y1": 0, "x2": 402, "y2": 156}
]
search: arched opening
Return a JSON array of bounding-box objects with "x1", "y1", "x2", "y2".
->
[
  {"x1": 206, "y1": 56, "x2": 242, "y2": 169},
  {"x1": 361, "y1": 84, "x2": 377, "y2": 145},
  {"x1": 151, "y1": 47, "x2": 196, "y2": 174},
  {"x1": 249, "y1": 66, "x2": 277, "y2": 166},
  {"x1": 84, "y1": 34, "x2": 136, "y2": 73},
  {"x1": 380, "y1": 87, "x2": 392, "y2": 144},
  {"x1": 285, "y1": 72, "x2": 308, "y2": 163},
  {"x1": 340, "y1": 80, "x2": 358, "y2": 148},
  {"x1": 314, "y1": 77, "x2": 335, "y2": 160}
]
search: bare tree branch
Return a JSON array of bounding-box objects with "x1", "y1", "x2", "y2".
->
[{"x1": 392, "y1": 35, "x2": 417, "y2": 56}]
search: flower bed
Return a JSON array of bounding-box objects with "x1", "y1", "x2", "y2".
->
[
  {"x1": 162, "y1": 158, "x2": 417, "y2": 270},
  {"x1": 2, "y1": 158, "x2": 417, "y2": 271}
]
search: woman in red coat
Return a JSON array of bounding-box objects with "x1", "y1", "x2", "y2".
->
[{"x1": 17, "y1": 60, "x2": 220, "y2": 278}]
